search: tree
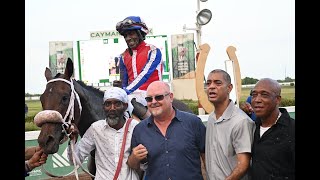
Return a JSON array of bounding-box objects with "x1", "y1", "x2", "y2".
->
[
  {"x1": 284, "y1": 77, "x2": 294, "y2": 82},
  {"x1": 242, "y1": 77, "x2": 259, "y2": 85}
]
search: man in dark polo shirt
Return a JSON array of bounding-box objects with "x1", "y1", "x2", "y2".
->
[{"x1": 250, "y1": 78, "x2": 295, "y2": 179}]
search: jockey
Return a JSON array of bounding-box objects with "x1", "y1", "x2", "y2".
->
[{"x1": 115, "y1": 16, "x2": 163, "y2": 117}]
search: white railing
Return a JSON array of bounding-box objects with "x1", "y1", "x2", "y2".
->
[
  {"x1": 25, "y1": 96, "x2": 40, "y2": 101},
  {"x1": 25, "y1": 106, "x2": 294, "y2": 140}
]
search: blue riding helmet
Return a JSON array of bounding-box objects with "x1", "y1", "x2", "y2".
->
[{"x1": 116, "y1": 16, "x2": 149, "y2": 36}]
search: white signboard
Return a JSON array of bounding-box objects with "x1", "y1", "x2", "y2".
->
[
  {"x1": 90, "y1": 28, "x2": 154, "y2": 40},
  {"x1": 77, "y1": 35, "x2": 169, "y2": 86}
]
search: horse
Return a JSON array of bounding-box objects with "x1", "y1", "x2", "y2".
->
[{"x1": 35, "y1": 58, "x2": 194, "y2": 178}]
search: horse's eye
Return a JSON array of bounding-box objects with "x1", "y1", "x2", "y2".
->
[{"x1": 62, "y1": 96, "x2": 69, "y2": 104}]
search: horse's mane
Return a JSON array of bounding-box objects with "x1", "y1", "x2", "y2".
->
[
  {"x1": 54, "y1": 73, "x2": 62, "y2": 78},
  {"x1": 53, "y1": 73, "x2": 104, "y2": 97},
  {"x1": 75, "y1": 80, "x2": 104, "y2": 97}
]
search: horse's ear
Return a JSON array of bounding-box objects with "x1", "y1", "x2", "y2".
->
[
  {"x1": 45, "y1": 67, "x2": 53, "y2": 81},
  {"x1": 64, "y1": 58, "x2": 74, "y2": 79}
]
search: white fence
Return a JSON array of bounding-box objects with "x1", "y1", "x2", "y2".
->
[
  {"x1": 25, "y1": 106, "x2": 294, "y2": 140},
  {"x1": 25, "y1": 96, "x2": 40, "y2": 101}
]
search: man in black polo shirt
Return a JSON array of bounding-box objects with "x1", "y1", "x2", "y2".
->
[{"x1": 250, "y1": 78, "x2": 295, "y2": 179}]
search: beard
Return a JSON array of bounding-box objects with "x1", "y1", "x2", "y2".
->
[
  {"x1": 149, "y1": 103, "x2": 164, "y2": 117},
  {"x1": 104, "y1": 108, "x2": 124, "y2": 126},
  {"x1": 106, "y1": 116, "x2": 120, "y2": 126},
  {"x1": 150, "y1": 109, "x2": 163, "y2": 117}
]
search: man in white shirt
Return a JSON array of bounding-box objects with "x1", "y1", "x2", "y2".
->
[{"x1": 67, "y1": 87, "x2": 140, "y2": 180}]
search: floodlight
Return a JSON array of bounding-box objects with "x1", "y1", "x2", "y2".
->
[{"x1": 196, "y1": 9, "x2": 212, "y2": 26}]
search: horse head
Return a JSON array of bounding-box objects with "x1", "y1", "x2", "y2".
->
[{"x1": 35, "y1": 58, "x2": 81, "y2": 154}]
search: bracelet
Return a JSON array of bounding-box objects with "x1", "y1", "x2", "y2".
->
[{"x1": 25, "y1": 160, "x2": 32, "y2": 172}]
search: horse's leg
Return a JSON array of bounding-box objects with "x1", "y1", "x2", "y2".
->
[{"x1": 88, "y1": 150, "x2": 96, "y2": 180}]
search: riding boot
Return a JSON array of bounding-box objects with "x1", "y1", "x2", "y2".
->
[{"x1": 131, "y1": 98, "x2": 150, "y2": 120}]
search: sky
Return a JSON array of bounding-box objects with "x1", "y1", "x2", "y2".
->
[{"x1": 25, "y1": 0, "x2": 295, "y2": 94}]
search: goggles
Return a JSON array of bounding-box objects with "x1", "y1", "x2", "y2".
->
[
  {"x1": 145, "y1": 93, "x2": 170, "y2": 103},
  {"x1": 116, "y1": 18, "x2": 148, "y2": 34}
]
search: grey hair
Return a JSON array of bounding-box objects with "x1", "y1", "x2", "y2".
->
[
  {"x1": 257, "y1": 78, "x2": 281, "y2": 96},
  {"x1": 209, "y1": 69, "x2": 232, "y2": 85}
]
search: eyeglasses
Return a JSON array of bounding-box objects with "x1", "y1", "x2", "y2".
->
[{"x1": 145, "y1": 93, "x2": 170, "y2": 103}]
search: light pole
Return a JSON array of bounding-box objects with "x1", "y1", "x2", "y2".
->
[
  {"x1": 183, "y1": 0, "x2": 212, "y2": 115},
  {"x1": 183, "y1": 0, "x2": 212, "y2": 50}
]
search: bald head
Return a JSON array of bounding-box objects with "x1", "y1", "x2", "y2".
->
[
  {"x1": 146, "y1": 81, "x2": 174, "y2": 119},
  {"x1": 255, "y1": 78, "x2": 281, "y2": 96},
  {"x1": 147, "y1": 81, "x2": 170, "y2": 94}
]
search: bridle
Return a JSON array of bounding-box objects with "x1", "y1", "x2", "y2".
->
[
  {"x1": 35, "y1": 78, "x2": 82, "y2": 143},
  {"x1": 48, "y1": 78, "x2": 82, "y2": 144},
  {"x1": 34, "y1": 78, "x2": 95, "y2": 179}
]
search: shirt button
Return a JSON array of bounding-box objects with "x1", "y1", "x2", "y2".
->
[
  {"x1": 166, "y1": 151, "x2": 168, "y2": 153},
  {"x1": 165, "y1": 138, "x2": 168, "y2": 141},
  {"x1": 166, "y1": 164, "x2": 169, "y2": 167}
]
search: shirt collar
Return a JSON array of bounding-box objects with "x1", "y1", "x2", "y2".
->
[
  {"x1": 276, "y1": 108, "x2": 291, "y2": 126},
  {"x1": 213, "y1": 99, "x2": 236, "y2": 123},
  {"x1": 255, "y1": 108, "x2": 291, "y2": 126}
]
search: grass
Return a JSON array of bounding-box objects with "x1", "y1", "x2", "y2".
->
[
  {"x1": 26, "y1": 100, "x2": 42, "y2": 117},
  {"x1": 25, "y1": 121, "x2": 41, "y2": 131},
  {"x1": 25, "y1": 100, "x2": 42, "y2": 131},
  {"x1": 240, "y1": 86, "x2": 295, "y2": 102},
  {"x1": 25, "y1": 86, "x2": 295, "y2": 131}
]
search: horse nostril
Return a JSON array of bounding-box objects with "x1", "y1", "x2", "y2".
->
[{"x1": 46, "y1": 135, "x2": 55, "y2": 146}]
